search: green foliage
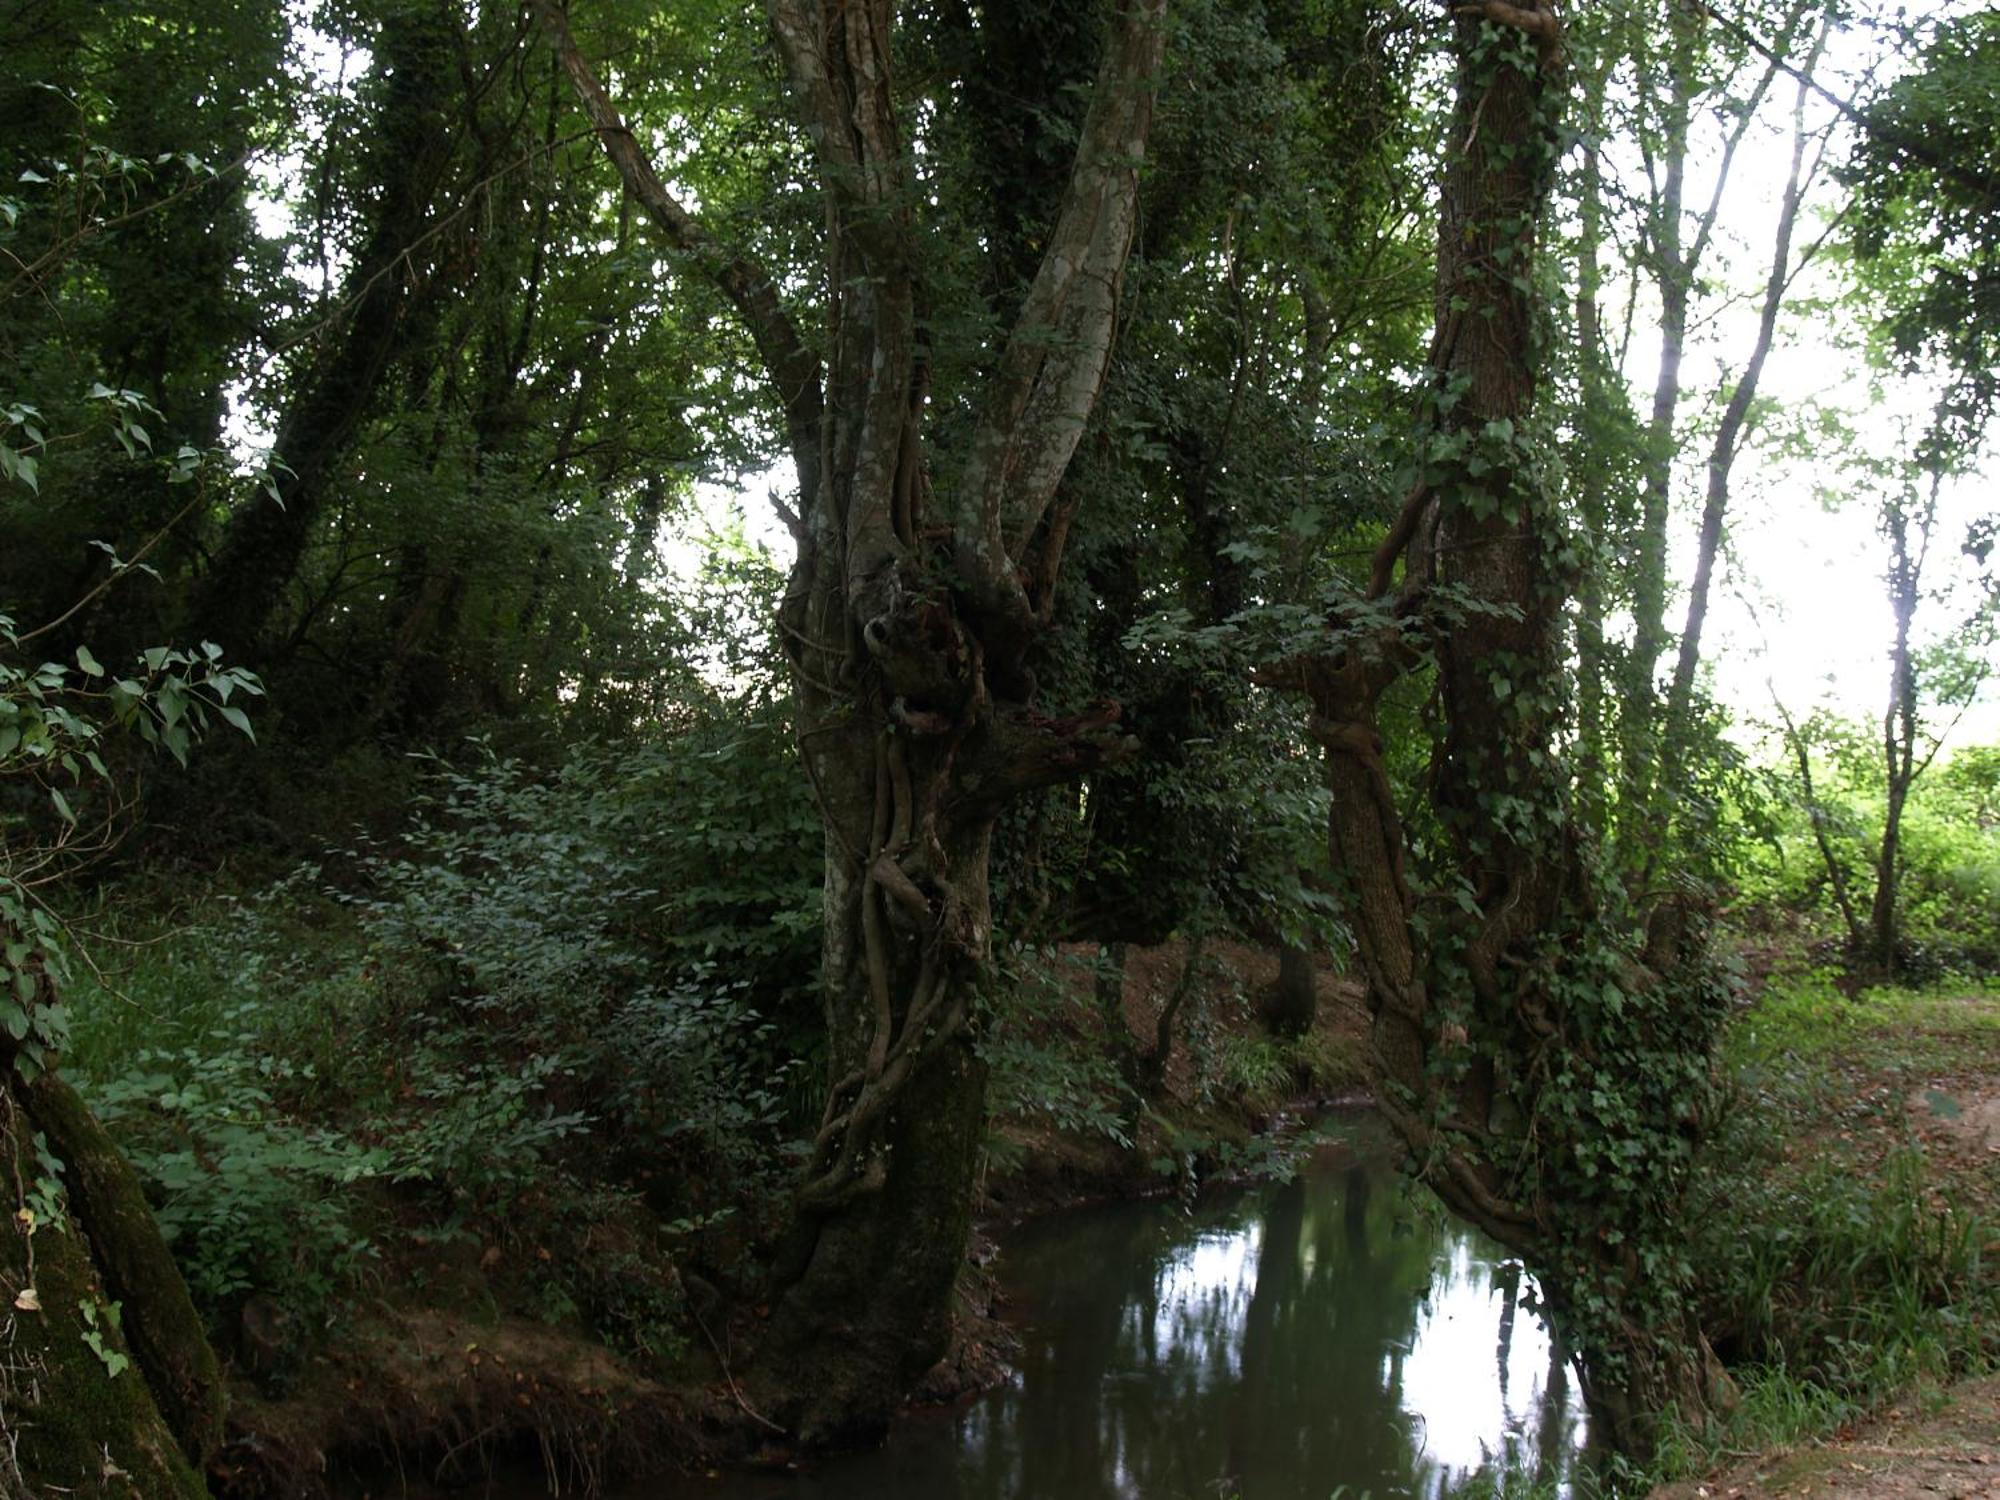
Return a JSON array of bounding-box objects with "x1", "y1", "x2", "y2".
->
[
  {"x1": 1745, "y1": 727, "x2": 2000, "y2": 972},
  {"x1": 981, "y1": 950, "x2": 1139, "y2": 1150},
  {"x1": 1, "y1": 605, "x2": 260, "y2": 1078},
  {"x1": 89, "y1": 1020, "x2": 387, "y2": 1317},
  {"x1": 67, "y1": 716, "x2": 814, "y2": 1354},
  {"x1": 1660, "y1": 978, "x2": 2000, "y2": 1471}
]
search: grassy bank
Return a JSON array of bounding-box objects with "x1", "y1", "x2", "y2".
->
[{"x1": 1641, "y1": 968, "x2": 2000, "y2": 1496}]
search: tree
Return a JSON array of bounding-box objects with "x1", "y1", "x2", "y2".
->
[
  {"x1": 538, "y1": 0, "x2": 1168, "y2": 1443},
  {"x1": 0, "y1": 621, "x2": 253, "y2": 1494},
  {"x1": 1834, "y1": 5, "x2": 2000, "y2": 971},
  {"x1": 1281, "y1": 0, "x2": 1734, "y2": 1453}
]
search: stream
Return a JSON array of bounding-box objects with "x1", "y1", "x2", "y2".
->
[{"x1": 682, "y1": 1120, "x2": 1588, "y2": 1500}]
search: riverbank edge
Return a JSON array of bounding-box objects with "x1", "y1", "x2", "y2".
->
[{"x1": 212, "y1": 943, "x2": 1371, "y2": 1497}]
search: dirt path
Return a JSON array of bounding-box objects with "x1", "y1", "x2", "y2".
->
[{"x1": 1653, "y1": 1375, "x2": 2000, "y2": 1499}]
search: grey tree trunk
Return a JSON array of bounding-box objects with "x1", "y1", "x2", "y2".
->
[{"x1": 542, "y1": 0, "x2": 1166, "y2": 1445}]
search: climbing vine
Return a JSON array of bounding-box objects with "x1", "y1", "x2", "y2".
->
[{"x1": 1275, "y1": 3, "x2": 1741, "y2": 1454}]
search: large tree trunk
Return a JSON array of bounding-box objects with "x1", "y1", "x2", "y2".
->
[
  {"x1": 1286, "y1": 4, "x2": 1731, "y2": 1457},
  {"x1": 0, "y1": 952, "x2": 222, "y2": 1496},
  {"x1": 541, "y1": 0, "x2": 1165, "y2": 1446}
]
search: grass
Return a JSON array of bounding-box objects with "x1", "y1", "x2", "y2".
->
[{"x1": 1642, "y1": 964, "x2": 2000, "y2": 1489}]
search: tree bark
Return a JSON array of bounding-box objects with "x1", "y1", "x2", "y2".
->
[
  {"x1": 191, "y1": 3, "x2": 461, "y2": 660},
  {"x1": 0, "y1": 945, "x2": 219, "y2": 1495},
  {"x1": 541, "y1": 0, "x2": 1165, "y2": 1445},
  {"x1": 1869, "y1": 471, "x2": 1938, "y2": 974},
  {"x1": 1659, "y1": 27, "x2": 1829, "y2": 794},
  {"x1": 1260, "y1": 941, "x2": 1316, "y2": 1039},
  {"x1": 1285, "y1": 5, "x2": 1731, "y2": 1456}
]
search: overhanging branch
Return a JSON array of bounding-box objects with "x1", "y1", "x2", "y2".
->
[{"x1": 533, "y1": 0, "x2": 825, "y2": 516}]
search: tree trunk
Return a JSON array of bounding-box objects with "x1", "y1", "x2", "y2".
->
[
  {"x1": 191, "y1": 4, "x2": 460, "y2": 659},
  {"x1": 0, "y1": 1075, "x2": 216, "y2": 1497},
  {"x1": 1286, "y1": 4, "x2": 1731, "y2": 1457},
  {"x1": 1260, "y1": 942, "x2": 1316, "y2": 1039},
  {"x1": 1870, "y1": 477, "x2": 1933, "y2": 975},
  {"x1": 1620, "y1": 10, "x2": 1697, "y2": 820},
  {"x1": 1658, "y1": 28, "x2": 1829, "y2": 829},
  {"x1": 542, "y1": 0, "x2": 1165, "y2": 1445}
]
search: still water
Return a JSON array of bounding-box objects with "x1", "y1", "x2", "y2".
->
[{"x1": 689, "y1": 1126, "x2": 1587, "y2": 1500}]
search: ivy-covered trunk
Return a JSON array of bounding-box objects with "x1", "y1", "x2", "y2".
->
[
  {"x1": 542, "y1": 0, "x2": 1165, "y2": 1445},
  {"x1": 1292, "y1": 3, "x2": 1731, "y2": 1457}
]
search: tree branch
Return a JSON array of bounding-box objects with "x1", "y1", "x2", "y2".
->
[
  {"x1": 951, "y1": 0, "x2": 1169, "y2": 650},
  {"x1": 533, "y1": 0, "x2": 825, "y2": 514}
]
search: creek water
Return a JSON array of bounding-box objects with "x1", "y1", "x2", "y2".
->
[{"x1": 680, "y1": 1121, "x2": 1588, "y2": 1500}]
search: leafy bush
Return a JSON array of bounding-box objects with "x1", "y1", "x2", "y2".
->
[
  {"x1": 1671, "y1": 975, "x2": 2000, "y2": 1462},
  {"x1": 66, "y1": 712, "x2": 819, "y2": 1354},
  {"x1": 980, "y1": 948, "x2": 1138, "y2": 1149},
  {"x1": 87, "y1": 1020, "x2": 387, "y2": 1319},
  {"x1": 1743, "y1": 725, "x2": 2000, "y2": 973}
]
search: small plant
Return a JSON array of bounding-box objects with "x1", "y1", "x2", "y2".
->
[{"x1": 77, "y1": 1298, "x2": 130, "y2": 1379}]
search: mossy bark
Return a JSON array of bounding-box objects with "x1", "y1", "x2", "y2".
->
[
  {"x1": 0, "y1": 1083, "x2": 210, "y2": 1498},
  {"x1": 24, "y1": 1074, "x2": 224, "y2": 1466},
  {"x1": 757, "y1": 1033, "x2": 987, "y2": 1448}
]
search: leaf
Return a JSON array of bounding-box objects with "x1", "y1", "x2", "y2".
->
[
  {"x1": 12, "y1": 1288, "x2": 39, "y2": 1312},
  {"x1": 74, "y1": 645, "x2": 103, "y2": 678},
  {"x1": 49, "y1": 788, "x2": 74, "y2": 824},
  {"x1": 219, "y1": 704, "x2": 254, "y2": 741}
]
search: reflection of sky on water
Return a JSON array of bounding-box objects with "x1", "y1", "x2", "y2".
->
[
  {"x1": 1145, "y1": 1227, "x2": 1259, "y2": 1385},
  {"x1": 1400, "y1": 1240, "x2": 1584, "y2": 1496},
  {"x1": 642, "y1": 1136, "x2": 1589, "y2": 1500}
]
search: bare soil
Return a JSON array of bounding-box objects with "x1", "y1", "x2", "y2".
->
[{"x1": 1652, "y1": 1375, "x2": 2000, "y2": 1499}]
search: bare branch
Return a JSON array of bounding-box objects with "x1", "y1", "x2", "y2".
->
[{"x1": 952, "y1": 0, "x2": 1168, "y2": 645}]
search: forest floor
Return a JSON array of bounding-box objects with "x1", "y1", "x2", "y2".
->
[{"x1": 1651, "y1": 976, "x2": 2000, "y2": 1500}]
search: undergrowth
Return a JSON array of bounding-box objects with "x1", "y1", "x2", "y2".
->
[
  {"x1": 1646, "y1": 969, "x2": 2000, "y2": 1482},
  {"x1": 62, "y1": 730, "x2": 816, "y2": 1378}
]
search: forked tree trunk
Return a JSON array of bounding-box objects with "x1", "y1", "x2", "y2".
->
[
  {"x1": 541, "y1": 0, "x2": 1166, "y2": 1446},
  {"x1": 1281, "y1": 4, "x2": 1731, "y2": 1456}
]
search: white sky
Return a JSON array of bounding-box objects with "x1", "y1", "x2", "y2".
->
[{"x1": 1636, "y1": 9, "x2": 2000, "y2": 749}]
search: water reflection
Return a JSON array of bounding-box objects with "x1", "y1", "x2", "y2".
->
[{"x1": 688, "y1": 1126, "x2": 1586, "y2": 1500}]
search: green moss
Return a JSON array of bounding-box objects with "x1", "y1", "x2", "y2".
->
[
  {"x1": 0, "y1": 1087, "x2": 210, "y2": 1499},
  {"x1": 25, "y1": 1074, "x2": 225, "y2": 1465}
]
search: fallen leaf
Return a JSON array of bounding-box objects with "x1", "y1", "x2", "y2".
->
[{"x1": 12, "y1": 1287, "x2": 39, "y2": 1312}]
